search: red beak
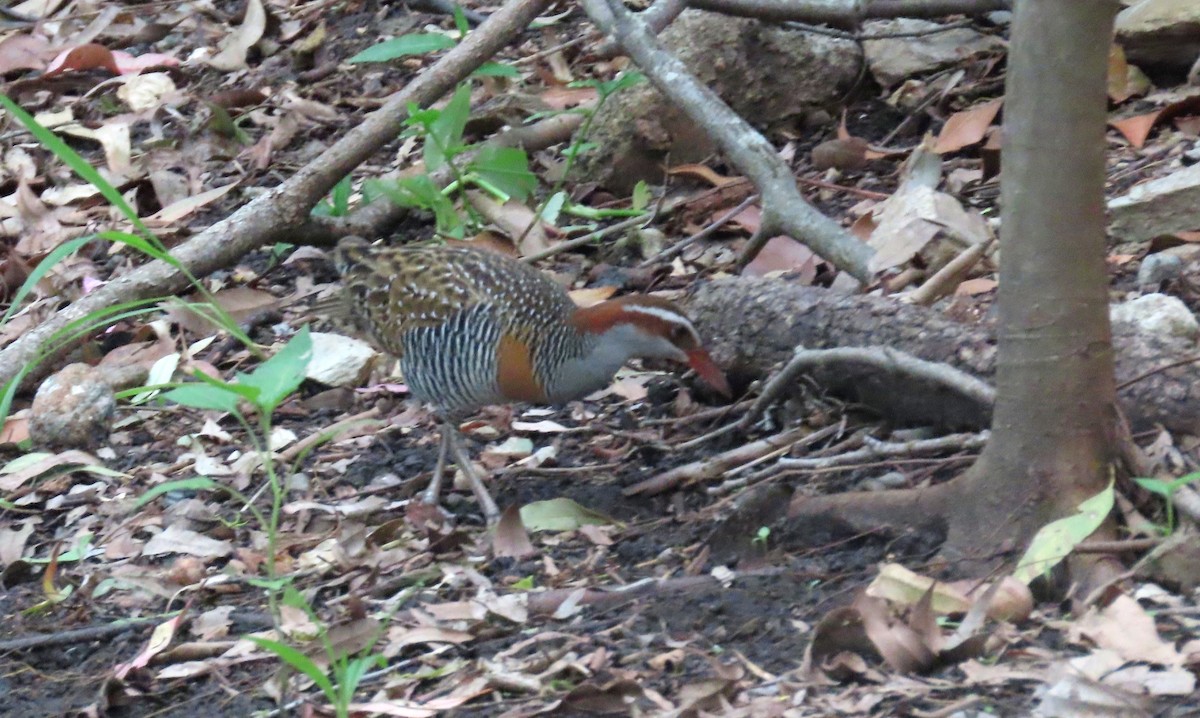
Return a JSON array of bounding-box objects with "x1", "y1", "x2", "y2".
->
[{"x1": 686, "y1": 348, "x2": 731, "y2": 397}]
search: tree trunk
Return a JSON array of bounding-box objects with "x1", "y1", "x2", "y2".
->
[
  {"x1": 773, "y1": 0, "x2": 1122, "y2": 575},
  {"x1": 940, "y1": 0, "x2": 1119, "y2": 561}
]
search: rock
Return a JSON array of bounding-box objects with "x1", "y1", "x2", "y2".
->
[
  {"x1": 30, "y1": 363, "x2": 116, "y2": 450},
  {"x1": 861, "y1": 18, "x2": 1005, "y2": 87},
  {"x1": 1110, "y1": 293, "x2": 1199, "y2": 340},
  {"x1": 575, "y1": 10, "x2": 860, "y2": 193},
  {"x1": 811, "y1": 137, "x2": 870, "y2": 172},
  {"x1": 305, "y1": 332, "x2": 378, "y2": 387},
  {"x1": 1137, "y1": 253, "x2": 1185, "y2": 290},
  {"x1": 1116, "y1": 0, "x2": 1200, "y2": 69},
  {"x1": 1108, "y1": 162, "x2": 1200, "y2": 242}
]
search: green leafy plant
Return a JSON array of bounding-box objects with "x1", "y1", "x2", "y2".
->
[
  {"x1": 348, "y1": 9, "x2": 518, "y2": 78},
  {"x1": 151, "y1": 327, "x2": 313, "y2": 614},
  {"x1": 313, "y1": 175, "x2": 354, "y2": 218},
  {"x1": 363, "y1": 83, "x2": 537, "y2": 238},
  {"x1": 751, "y1": 526, "x2": 770, "y2": 548},
  {"x1": 1133, "y1": 472, "x2": 1200, "y2": 535},
  {"x1": 248, "y1": 586, "x2": 388, "y2": 718},
  {"x1": 348, "y1": 32, "x2": 456, "y2": 63},
  {"x1": 518, "y1": 71, "x2": 646, "y2": 243}
]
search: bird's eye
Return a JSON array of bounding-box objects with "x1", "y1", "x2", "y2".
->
[{"x1": 670, "y1": 325, "x2": 691, "y2": 344}]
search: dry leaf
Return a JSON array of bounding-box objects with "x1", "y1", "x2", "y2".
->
[
  {"x1": 955, "y1": 277, "x2": 997, "y2": 295},
  {"x1": 540, "y1": 85, "x2": 597, "y2": 110},
  {"x1": 1073, "y1": 594, "x2": 1183, "y2": 666},
  {"x1": 935, "y1": 98, "x2": 1003, "y2": 154},
  {"x1": 142, "y1": 525, "x2": 233, "y2": 559},
  {"x1": 492, "y1": 505, "x2": 537, "y2": 559},
  {"x1": 464, "y1": 191, "x2": 552, "y2": 256},
  {"x1": 812, "y1": 137, "x2": 869, "y2": 171},
  {"x1": 741, "y1": 236, "x2": 817, "y2": 282},
  {"x1": 145, "y1": 183, "x2": 239, "y2": 226},
  {"x1": 1111, "y1": 111, "x2": 1160, "y2": 148},
  {"x1": 667, "y1": 164, "x2": 741, "y2": 187},
  {"x1": 568, "y1": 285, "x2": 618, "y2": 307},
  {"x1": 117, "y1": 72, "x2": 178, "y2": 111},
  {"x1": 0, "y1": 33, "x2": 51, "y2": 74},
  {"x1": 207, "y1": 0, "x2": 267, "y2": 71},
  {"x1": 867, "y1": 184, "x2": 990, "y2": 273}
]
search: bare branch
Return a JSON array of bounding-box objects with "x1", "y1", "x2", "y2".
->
[
  {"x1": 582, "y1": 0, "x2": 875, "y2": 280},
  {"x1": 688, "y1": 0, "x2": 1010, "y2": 26}
]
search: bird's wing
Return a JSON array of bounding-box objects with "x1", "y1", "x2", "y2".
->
[{"x1": 336, "y1": 243, "x2": 575, "y2": 357}]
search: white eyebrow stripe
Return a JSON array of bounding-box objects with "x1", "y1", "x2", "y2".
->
[{"x1": 623, "y1": 305, "x2": 697, "y2": 333}]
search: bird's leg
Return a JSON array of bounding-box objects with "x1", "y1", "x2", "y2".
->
[
  {"x1": 442, "y1": 422, "x2": 501, "y2": 523},
  {"x1": 422, "y1": 429, "x2": 451, "y2": 506}
]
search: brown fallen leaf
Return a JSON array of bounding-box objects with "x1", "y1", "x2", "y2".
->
[
  {"x1": 1107, "y1": 44, "x2": 1150, "y2": 104},
  {"x1": 492, "y1": 505, "x2": 537, "y2": 559},
  {"x1": 540, "y1": 85, "x2": 597, "y2": 110},
  {"x1": 1072, "y1": 594, "x2": 1184, "y2": 666},
  {"x1": 667, "y1": 163, "x2": 742, "y2": 188},
  {"x1": 207, "y1": 0, "x2": 267, "y2": 71},
  {"x1": 741, "y1": 235, "x2": 817, "y2": 282},
  {"x1": 166, "y1": 286, "x2": 279, "y2": 335},
  {"x1": 0, "y1": 33, "x2": 51, "y2": 75},
  {"x1": 935, "y1": 98, "x2": 1003, "y2": 154},
  {"x1": 1111, "y1": 111, "x2": 1160, "y2": 148},
  {"x1": 568, "y1": 285, "x2": 618, "y2": 307},
  {"x1": 956, "y1": 277, "x2": 998, "y2": 295},
  {"x1": 145, "y1": 182, "x2": 240, "y2": 227},
  {"x1": 464, "y1": 191, "x2": 552, "y2": 256}
]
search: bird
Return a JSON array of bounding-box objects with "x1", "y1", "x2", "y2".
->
[{"x1": 329, "y1": 236, "x2": 730, "y2": 522}]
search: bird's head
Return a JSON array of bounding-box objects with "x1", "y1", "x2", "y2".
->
[{"x1": 572, "y1": 295, "x2": 731, "y2": 397}]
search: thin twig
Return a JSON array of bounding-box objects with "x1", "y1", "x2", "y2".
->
[
  {"x1": 625, "y1": 424, "x2": 814, "y2": 496},
  {"x1": 1116, "y1": 353, "x2": 1200, "y2": 391},
  {"x1": 901, "y1": 235, "x2": 995, "y2": 306},
  {"x1": 638, "y1": 194, "x2": 759, "y2": 267},
  {"x1": 521, "y1": 214, "x2": 651, "y2": 263},
  {"x1": 775, "y1": 431, "x2": 987, "y2": 470},
  {"x1": 514, "y1": 34, "x2": 595, "y2": 65},
  {"x1": 644, "y1": 398, "x2": 751, "y2": 426},
  {"x1": 0, "y1": 614, "x2": 174, "y2": 652},
  {"x1": 277, "y1": 407, "x2": 384, "y2": 463},
  {"x1": 1073, "y1": 538, "x2": 1161, "y2": 554}
]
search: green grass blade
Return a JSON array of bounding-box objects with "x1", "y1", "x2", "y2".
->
[
  {"x1": 247, "y1": 636, "x2": 337, "y2": 700},
  {"x1": 0, "y1": 95, "x2": 154, "y2": 240},
  {"x1": 1, "y1": 235, "x2": 93, "y2": 326},
  {"x1": 135, "y1": 477, "x2": 222, "y2": 508}
]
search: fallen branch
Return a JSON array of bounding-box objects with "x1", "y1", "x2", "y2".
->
[
  {"x1": 774, "y1": 430, "x2": 987, "y2": 471},
  {"x1": 742, "y1": 346, "x2": 995, "y2": 434},
  {"x1": 0, "y1": 615, "x2": 165, "y2": 652},
  {"x1": 687, "y1": 277, "x2": 1200, "y2": 434},
  {"x1": 688, "y1": 0, "x2": 1011, "y2": 26}
]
